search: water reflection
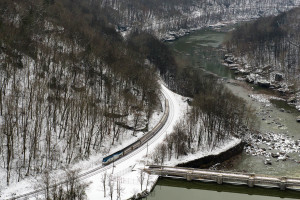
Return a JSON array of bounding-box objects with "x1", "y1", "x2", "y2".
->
[
  {"x1": 160, "y1": 28, "x2": 300, "y2": 199},
  {"x1": 168, "y1": 29, "x2": 235, "y2": 79},
  {"x1": 145, "y1": 178, "x2": 300, "y2": 200}
]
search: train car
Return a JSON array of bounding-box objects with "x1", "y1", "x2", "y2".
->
[
  {"x1": 102, "y1": 150, "x2": 124, "y2": 165},
  {"x1": 102, "y1": 97, "x2": 169, "y2": 166}
]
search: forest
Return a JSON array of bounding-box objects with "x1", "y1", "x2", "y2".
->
[
  {"x1": 0, "y1": 0, "x2": 257, "y2": 195},
  {"x1": 99, "y1": 0, "x2": 300, "y2": 38},
  {"x1": 151, "y1": 75, "x2": 257, "y2": 164},
  {"x1": 226, "y1": 7, "x2": 300, "y2": 89},
  {"x1": 0, "y1": 0, "x2": 161, "y2": 186}
]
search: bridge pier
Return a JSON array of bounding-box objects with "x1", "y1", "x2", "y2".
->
[
  {"x1": 248, "y1": 173, "x2": 255, "y2": 187},
  {"x1": 280, "y1": 177, "x2": 287, "y2": 190},
  {"x1": 159, "y1": 169, "x2": 167, "y2": 177},
  {"x1": 186, "y1": 171, "x2": 193, "y2": 181},
  {"x1": 217, "y1": 175, "x2": 223, "y2": 184}
]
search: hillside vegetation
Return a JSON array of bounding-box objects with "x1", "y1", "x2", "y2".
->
[
  {"x1": 225, "y1": 8, "x2": 300, "y2": 103},
  {"x1": 99, "y1": 0, "x2": 300, "y2": 38},
  {"x1": 0, "y1": 0, "x2": 161, "y2": 185},
  {"x1": 0, "y1": 0, "x2": 258, "y2": 189}
]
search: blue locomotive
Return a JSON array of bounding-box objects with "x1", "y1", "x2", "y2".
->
[{"x1": 102, "y1": 98, "x2": 169, "y2": 166}]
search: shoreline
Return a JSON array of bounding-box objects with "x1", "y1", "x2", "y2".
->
[{"x1": 222, "y1": 53, "x2": 300, "y2": 113}]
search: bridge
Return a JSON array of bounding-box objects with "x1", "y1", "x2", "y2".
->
[{"x1": 144, "y1": 165, "x2": 300, "y2": 191}]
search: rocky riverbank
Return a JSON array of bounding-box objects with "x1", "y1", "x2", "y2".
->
[
  {"x1": 162, "y1": 22, "x2": 234, "y2": 42},
  {"x1": 223, "y1": 79, "x2": 300, "y2": 174},
  {"x1": 222, "y1": 53, "x2": 300, "y2": 115},
  {"x1": 244, "y1": 132, "x2": 300, "y2": 165}
]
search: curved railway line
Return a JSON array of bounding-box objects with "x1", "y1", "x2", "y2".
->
[{"x1": 5, "y1": 85, "x2": 176, "y2": 200}]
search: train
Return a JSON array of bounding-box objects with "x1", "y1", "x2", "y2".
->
[{"x1": 102, "y1": 97, "x2": 169, "y2": 166}]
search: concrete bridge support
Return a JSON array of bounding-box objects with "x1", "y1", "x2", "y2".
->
[
  {"x1": 217, "y1": 175, "x2": 223, "y2": 184},
  {"x1": 186, "y1": 172, "x2": 192, "y2": 181},
  {"x1": 280, "y1": 177, "x2": 287, "y2": 190},
  {"x1": 280, "y1": 182, "x2": 286, "y2": 190},
  {"x1": 248, "y1": 173, "x2": 255, "y2": 187},
  {"x1": 248, "y1": 178, "x2": 255, "y2": 187}
]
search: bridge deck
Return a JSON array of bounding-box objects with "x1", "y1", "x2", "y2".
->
[{"x1": 144, "y1": 165, "x2": 300, "y2": 191}]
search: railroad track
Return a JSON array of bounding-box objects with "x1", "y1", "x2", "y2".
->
[{"x1": 5, "y1": 84, "x2": 176, "y2": 200}]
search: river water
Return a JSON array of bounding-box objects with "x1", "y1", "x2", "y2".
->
[
  {"x1": 145, "y1": 29, "x2": 300, "y2": 199},
  {"x1": 146, "y1": 178, "x2": 300, "y2": 200}
]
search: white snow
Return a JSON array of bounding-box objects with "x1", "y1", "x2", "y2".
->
[
  {"x1": 163, "y1": 138, "x2": 241, "y2": 167},
  {"x1": 1, "y1": 84, "x2": 241, "y2": 200},
  {"x1": 83, "y1": 84, "x2": 186, "y2": 200}
]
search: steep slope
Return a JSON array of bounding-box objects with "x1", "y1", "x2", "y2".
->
[
  {"x1": 0, "y1": 0, "x2": 161, "y2": 186},
  {"x1": 225, "y1": 8, "x2": 300, "y2": 110},
  {"x1": 99, "y1": 0, "x2": 300, "y2": 39}
]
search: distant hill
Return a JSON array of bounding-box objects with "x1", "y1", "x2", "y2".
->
[
  {"x1": 99, "y1": 0, "x2": 300, "y2": 38},
  {"x1": 225, "y1": 7, "x2": 300, "y2": 108}
]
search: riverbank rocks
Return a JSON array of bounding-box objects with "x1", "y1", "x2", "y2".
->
[
  {"x1": 246, "y1": 73, "x2": 258, "y2": 83},
  {"x1": 238, "y1": 68, "x2": 250, "y2": 75},
  {"x1": 288, "y1": 96, "x2": 297, "y2": 103},
  {"x1": 163, "y1": 29, "x2": 191, "y2": 41},
  {"x1": 264, "y1": 159, "x2": 272, "y2": 165},
  {"x1": 245, "y1": 132, "x2": 300, "y2": 164},
  {"x1": 224, "y1": 53, "x2": 233, "y2": 59},
  {"x1": 257, "y1": 79, "x2": 271, "y2": 88},
  {"x1": 275, "y1": 73, "x2": 284, "y2": 82},
  {"x1": 229, "y1": 63, "x2": 240, "y2": 70},
  {"x1": 271, "y1": 153, "x2": 280, "y2": 158},
  {"x1": 223, "y1": 52, "x2": 300, "y2": 111},
  {"x1": 225, "y1": 58, "x2": 234, "y2": 64},
  {"x1": 130, "y1": 190, "x2": 150, "y2": 200}
]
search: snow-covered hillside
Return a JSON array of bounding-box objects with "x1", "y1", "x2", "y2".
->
[{"x1": 100, "y1": 0, "x2": 300, "y2": 39}]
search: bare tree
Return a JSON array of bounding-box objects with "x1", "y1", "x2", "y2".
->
[
  {"x1": 42, "y1": 170, "x2": 51, "y2": 200},
  {"x1": 101, "y1": 172, "x2": 107, "y2": 197},
  {"x1": 145, "y1": 173, "x2": 150, "y2": 191},
  {"x1": 138, "y1": 170, "x2": 145, "y2": 191},
  {"x1": 116, "y1": 177, "x2": 122, "y2": 200},
  {"x1": 108, "y1": 174, "x2": 114, "y2": 200}
]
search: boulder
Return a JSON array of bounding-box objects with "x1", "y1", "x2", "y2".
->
[
  {"x1": 277, "y1": 87, "x2": 290, "y2": 94},
  {"x1": 275, "y1": 73, "x2": 284, "y2": 82},
  {"x1": 225, "y1": 58, "x2": 234, "y2": 64},
  {"x1": 288, "y1": 96, "x2": 297, "y2": 103},
  {"x1": 264, "y1": 159, "x2": 272, "y2": 165},
  {"x1": 257, "y1": 79, "x2": 270, "y2": 88},
  {"x1": 246, "y1": 74, "x2": 256, "y2": 83},
  {"x1": 224, "y1": 53, "x2": 233, "y2": 59},
  {"x1": 271, "y1": 153, "x2": 279, "y2": 158},
  {"x1": 238, "y1": 68, "x2": 250, "y2": 75},
  {"x1": 164, "y1": 35, "x2": 176, "y2": 41},
  {"x1": 297, "y1": 116, "x2": 300, "y2": 123},
  {"x1": 228, "y1": 63, "x2": 240, "y2": 69}
]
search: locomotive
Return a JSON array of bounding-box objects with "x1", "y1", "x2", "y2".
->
[{"x1": 102, "y1": 98, "x2": 169, "y2": 166}]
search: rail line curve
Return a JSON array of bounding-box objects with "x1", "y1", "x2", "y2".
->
[{"x1": 5, "y1": 84, "x2": 175, "y2": 200}]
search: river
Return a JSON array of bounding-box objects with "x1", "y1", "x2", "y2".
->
[{"x1": 145, "y1": 28, "x2": 300, "y2": 199}]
